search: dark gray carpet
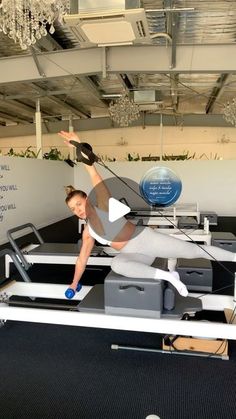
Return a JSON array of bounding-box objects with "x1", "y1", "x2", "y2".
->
[{"x1": 0, "y1": 320, "x2": 236, "y2": 419}]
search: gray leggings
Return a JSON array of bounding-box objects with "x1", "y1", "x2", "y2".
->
[{"x1": 111, "y1": 227, "x2": 235, "y2": 279}]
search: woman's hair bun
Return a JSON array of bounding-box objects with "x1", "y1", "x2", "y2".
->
[{"x1": 64, "y1": 185, "x2": 76, "y2": 196}]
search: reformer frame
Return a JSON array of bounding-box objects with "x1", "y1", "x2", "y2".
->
[
  {"x1": 0, "y1": 248, "x2": 235, "y2": 360},
  {"x1": 1, "y1": 278, "x2": 235, "y2": 340}
]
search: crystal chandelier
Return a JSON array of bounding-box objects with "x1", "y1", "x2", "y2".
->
[
  {"x1": 108, "y1": 92, "x2": 140, "y2": 127},
  {"x1": 223, "y1": 99, "x2": 236, "y2": 127},
  {"x1": 0, "y1": 0, "x2": 70, "y2": 50}
]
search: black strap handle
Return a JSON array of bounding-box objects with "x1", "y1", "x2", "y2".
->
[
  {"x1": 119, "y1": 285, "x2": 144, "y2": 292},
  {"x1": 186, "y1": 270, "x2": 203, "y2": 276},
  {"x1": 70, "y1": 141, "x2": 99, "y2": 166}
]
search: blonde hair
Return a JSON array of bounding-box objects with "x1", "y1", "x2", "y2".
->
[{"x1": 64, "y1": 185, "x2": 76, "y2": 196}]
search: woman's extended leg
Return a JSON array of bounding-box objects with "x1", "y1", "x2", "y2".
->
[
  {"x1": 111, "y1": 227, "x2": 236, "y2": 297},
  {"x1": 111, "y1": 253, "x2": 188, "y2": 297},
  {"x1": 121, "y1": 227, "x2": 236, "y2": 262}
]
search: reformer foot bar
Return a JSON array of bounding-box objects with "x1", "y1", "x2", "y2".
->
[{"x1": 5, "y1": 223, "x2": 118, "y2": 278}]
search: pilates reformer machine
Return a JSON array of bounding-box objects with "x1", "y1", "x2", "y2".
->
[
  {"x1": 78, "y1": 202, "x2": 202, "y2": 233},
  {"x1": 1, "y1": 246, "x2": 236, "y2": 360},
  {"x1": 127, "y1": 201, "x2": 201, "y2": 228},
  {"x1": 130, "y1": 202, "x2": 201, "y2": 222},
  {"x1": 4, "y1": 223, "x2": 119, "y2": 279},
  {"x1": 4, "y1": 220, "x2": 212, "y2": 279}
]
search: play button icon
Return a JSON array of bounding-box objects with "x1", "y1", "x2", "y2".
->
[
  {"x1": 87, "y1": 176, "x2": 150, "y2": 243},
  {"x1": 108, "y1": 197, "x2": 131, "y2": 222}
]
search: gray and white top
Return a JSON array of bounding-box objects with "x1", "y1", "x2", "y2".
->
[{"x1": 87, "y1": 207, "x2": 127, "y2": 245}]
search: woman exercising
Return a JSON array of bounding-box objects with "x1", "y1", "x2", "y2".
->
[{"x1": 59, "y1": 130, "x2": 236, "y2": 298}]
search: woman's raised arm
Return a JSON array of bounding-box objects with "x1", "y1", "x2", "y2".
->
[{"x1": 59, "y1": 130, "x2": 111, "y2": 210}]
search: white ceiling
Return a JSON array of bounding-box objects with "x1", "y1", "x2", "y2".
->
[{"x1": 0, "y1": 0, "x2": 236, "y2": 137}]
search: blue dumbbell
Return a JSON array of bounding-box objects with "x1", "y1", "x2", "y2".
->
[{"x1": 65, "y1": 283, "x2": 82, "y2": 299}]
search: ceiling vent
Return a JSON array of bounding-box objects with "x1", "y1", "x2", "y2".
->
[
  {"x1": 63, "y1": 8, "x2": 151, "y2": 47},
  {"x1": 133, "y1": 90, "x2": 163, "y2": 103},
  {"x1": 132, "y1": 90, "x2": 164, "y2": 111}
]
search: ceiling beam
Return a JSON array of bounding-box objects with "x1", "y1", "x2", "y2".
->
[
  {"x1": 205, "y1": 74, "x2": 229, "y2": 114},
  {"x1": 170, "y1": 73, "x2": 179, "y2": 111},
  {"x1": 51, "y1": 95, "x2": 90, "y2": 118},
  {"x1": 0, "y1": 87, "x2": 97, "y2": 100},
  {"x1": 79, "y1": 76, "x2": 108, "y2": 105},
  {"x1": 31, "y1": 82, "x2": 90, "y2": 118},
  {"x1": 0, "y1": 99, "x2": 35, "y2": 115},
  {"x1": 34, "y1": 34, "x2": 63, "y2": 52},
  {"x1": 0, "y1": 113, "x2": 232, "y2": 137},
  {"x1": 1, "y1": 45, "x2": 236, "y2": 85},
  {"x1": 0, "y1": 93, "x2": 59, "y2": 121},
  {"x1": 0, "y1": 110, "x2": 31, "y2": 124},
  {"x1": 30, "y1": 47, "x2": 46, "y2": 78}
]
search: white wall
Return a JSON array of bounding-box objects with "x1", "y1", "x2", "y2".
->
[
  {"x1": 0, "y1": 154, "x2": 235, "y2": 246},
  {"x1": 0, "y1": 157, "x2": 73, "y2": 244},
  {"x1": 76, "y1": 126, "x2": 236, "y2": 161},
  {"x1": 0, "y1": 136, "x2": 235, "y2": 246},
  {"x1": 1, "y1": 125, "x2": 236, "y2": 160},
  {"x1": 74, "y1": 160, "x2": 236, "y2": 216}
]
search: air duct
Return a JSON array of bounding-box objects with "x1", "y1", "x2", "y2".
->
[{"x1": 65, "y1": 1, "x2": 150, "y2": 47}]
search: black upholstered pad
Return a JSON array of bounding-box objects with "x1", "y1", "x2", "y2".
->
[{"x1": 28, "y1": 243, "x2": 101, "y2": 257}]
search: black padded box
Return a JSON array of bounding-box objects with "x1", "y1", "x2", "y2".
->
[
  {"x1": 177, "y1": 216, "x2": 198, "y2": 229},
  {"x1": 200, "y1": 211, "x2": 218, "y2": 225},
  {"x1": 211, "y1": 232, "x2": 236, "y2": 252},
  {"x1": 176, "y1": 258, "x2": 212, "y2": 292}
]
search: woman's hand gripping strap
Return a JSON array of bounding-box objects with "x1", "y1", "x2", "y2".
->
[{"x1": 70, "y1": 141, "x2": 99, "y2": 166}]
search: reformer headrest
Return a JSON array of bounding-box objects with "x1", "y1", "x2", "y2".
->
[{"x1": 69, "y1": 141, "x2": 99, "y2": 166}]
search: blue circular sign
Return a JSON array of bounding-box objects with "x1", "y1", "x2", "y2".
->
[{"x1": 139, "y1": 167, "x2": 182, "y2": 207}]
